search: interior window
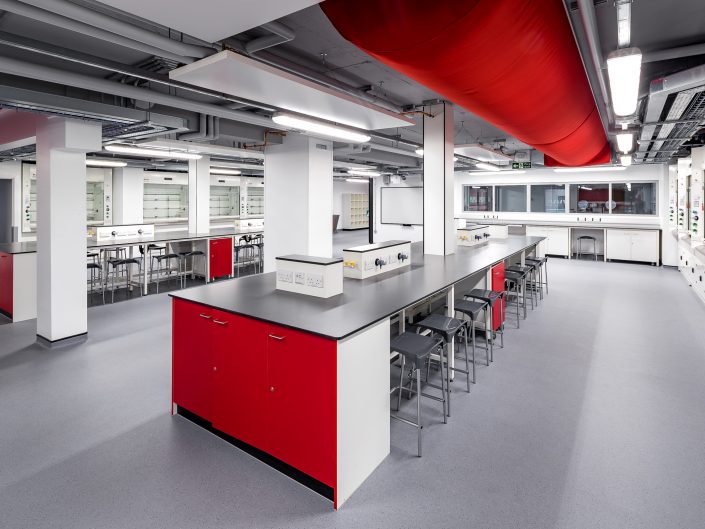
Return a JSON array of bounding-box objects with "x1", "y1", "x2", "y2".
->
[
  {"x1": 611, "y1": 182, "x2": 657, "y2": 215},
  {"x1": 569, "y1": 183, "x2": 610, "y2": 214},
  {"x1": 463, "y1": 185, "x2": 493, "y2": 211},
  {"x1": 495, "y1": 185, "x2": 527, "y2": 212},
  {"x1": 530, "y1": 184, "x2": 565, "y2": 213}
]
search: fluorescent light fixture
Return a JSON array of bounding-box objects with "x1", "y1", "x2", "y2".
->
[
  {"x1": 616, "y1": 1, "x2": 631, "y2": 47},
  {"x1": 580, "y1": 186, "x2": 593, "y2": 191},
  {"x1": 348, "y1": 169, "x2": 381, "y2": 177},
  {"x1": 105, "y1": 144, "x2": 202, "y2": 160},
  {"x1": 621, "y1": 155, "x2": 633, "y2": 167},
  {"x1": 346, "y1": 178, "x2": 369, "y2": 183},
  {"x1": 554, "y1": 166, "x2": 626, "y2": 173},
  {"x1": 616, "y1": 132, "x2": 633, "y2": 153},
  {"x1": 86, "y1": 159, "x2": 127, "y2": 167},
  {"x1": 472, "y1": 186, "x2": 481, "y2": 189},
  {"x1": 453, "y1": 156, "x2": 458, "y2": 162},
  {"x1": 464, "y1": 170, "x2": 526, "y2": 176},
  {"x1": 606, "y1": 47, "x2": 642, "y2": 116},
  {"x1": 271, "y1": 113, "x2": 371, "y2": 143},
  {"x1": 415, "y1": 148, "x2": 424, "y2": 155},
  {"x1": 475, "y1": 162, "x2": 501, "y2": 172},
  {"x1": 210, "y1": 168, "x2": 241, "y2": 175}
]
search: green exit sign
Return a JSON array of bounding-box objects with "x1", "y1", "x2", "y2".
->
[{"x1": 512, "y1": 162, "x2": 532, "y2": 169}]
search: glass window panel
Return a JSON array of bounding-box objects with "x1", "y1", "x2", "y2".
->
[
  {"x1": 463, "y1": 185, "x2": 493, "y2": 211},
  {"x1": 569, "y1": 183, "x2": 610, "y2": 213},
  {"x1": 611, "y1": 182, "x2": 657, "y2": 215},
  {"x1": 495, "y1": 185, "x2": 527, "y2": 212},
  {"x1": 531, "y1": 184, "x2": 565, "y2": 213}
]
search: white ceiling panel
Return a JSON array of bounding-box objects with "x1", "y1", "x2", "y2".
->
[
  {"x1": 454, "y1": 144, "x2": 514, "y2": 163},
  {"x1": 96, "y1": 0, "x2": 321, "y2": 42},
  {"x1": 170, "y1": 51, "x2": 415, "y2": 131}
]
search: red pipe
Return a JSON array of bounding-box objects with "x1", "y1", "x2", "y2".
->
[{"x1": 321, "y1": 0, "x2": 611, "y2": 166}]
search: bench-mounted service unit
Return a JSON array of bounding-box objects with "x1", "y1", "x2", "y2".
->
[
  {"x1": 342, "y1": 240, "x2": 411, "y2": 279},
  {"x1": 275, "y1": 255, "x2": 343, "y2": 298}
]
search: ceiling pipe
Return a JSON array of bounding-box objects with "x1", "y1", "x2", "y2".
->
[
  {"x1": 178, "y1": 113, "x2": 208, "y2": 141},
  {"x1": 0, "y1": 54, "x2": 283, "y2": 130},
  {"x1": 643, "y1": 43, "x2": 705, "y2": 64},
  {"x1": 245, "y1": 21, "x2": 295, "y2": 54},
  {"x1": 0, "y1": 0, "x2": 192, "y2": 63},
  {"x1": 19, "y1": 0, "x2": 215, "y2": 58},
  {"x1": 574, "y1": 0, "x2": 614, "y2": 131}
]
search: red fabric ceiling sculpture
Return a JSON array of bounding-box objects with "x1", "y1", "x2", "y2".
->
[{"x1": 321, "y1": 0, "x2": 611, "y2": 166}]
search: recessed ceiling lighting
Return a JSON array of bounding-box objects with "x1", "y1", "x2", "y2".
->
[
  {"x1": 272, "y1": 113, "x2": 371, "y2": 143},
  {"x1": 85, "y1": 159, "x2": 127, "y2": 167},
  {"x1": 105, "y1": 144, "x2": 202, "y2": 160}
]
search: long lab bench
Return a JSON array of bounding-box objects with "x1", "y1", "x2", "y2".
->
[{"x1": 169, "y1": 235, "x2": 544, "y2": 508}]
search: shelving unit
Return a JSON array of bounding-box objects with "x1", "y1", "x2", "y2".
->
[
  {"x1": 210, "y1": 185, "x2": 240, "y2": 218},
  {"x1": 341, "y1": 193, "x2": 369, "y2": 230},
  {"x1": 143, "y1": 183, "x2": 188, "y2": 223}
]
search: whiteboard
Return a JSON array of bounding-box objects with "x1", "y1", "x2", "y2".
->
[{"x1": 381, "y1": 187, "x2": 423, "y2": 225}]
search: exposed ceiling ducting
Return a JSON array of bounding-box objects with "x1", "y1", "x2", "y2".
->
[{"x1": 322, "y1": 0, "x2": 611, "y2": 166}]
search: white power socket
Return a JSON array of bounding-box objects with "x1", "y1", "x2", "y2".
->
[
  {"x1": 364, "y1": 260, "x2": 375, "y2": 271},
  {"x1": 277, "y1": 270, "x2": 293, "y2": 283},
  {"x1": 294, "y1": 271, "x2": 306, "y2": 285},
  {"x1": 388, "y1": 253, "x2": 398, "y2": 264},
  {"x1": 306, "y1": 273, "x2": 324, "y2": 288}
]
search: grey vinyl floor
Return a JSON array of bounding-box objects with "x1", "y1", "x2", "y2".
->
[{"x1": 2, "y1": 257, "x2": 705, "y2": 529}]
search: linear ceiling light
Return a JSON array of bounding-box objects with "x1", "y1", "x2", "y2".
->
[
  {"x1": 105, "y1": 144, "x2": 202, "y2": 160},
  {"x1": 475, "y1": 162, "x2": 501, "y2": 172},
  {"x1": 620, "y1": 154, "x2": 633, "y2": 166},
  {"x1": 348, "y1": 169, "x2": 381, "y2": 177},
  {"x1": 606, "y1": 47, "x2": 642, "y2": 116},
  {"x1": 86, "y1": 159, "x2": 127, "y2": 167},
  {"x1": 616, "y1": 1, "x2": 632, "y2": 47},
  {"x1": 415, "y1": 148, "x2": 424, "y2": 155},
  {"x1": 210, "y1": 168, "x2": 242, "y2": 175},
  {"x1": 616, "y1": 132, "x2": 634, "y2": 153},
  {"x1": 346, "y1": 178, "x2": 369, "y2": 183},
  {"x1": 272, "y1": 113, "x2": 371, "y2": 143},
  {"x1": 554, "y1": 166, "x2": 626, "y2": 173},
  {"x1": 463, "y1": 170, "x2": 526, "y2": 176}
]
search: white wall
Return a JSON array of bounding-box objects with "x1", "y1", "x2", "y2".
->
[{"x1": 373, "y1": 174, "x2": 424, "y2": 243}]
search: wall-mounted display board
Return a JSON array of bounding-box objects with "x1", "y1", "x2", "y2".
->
[{"x1": 380, "y1": 186, "x2": 423, "y2": 225}]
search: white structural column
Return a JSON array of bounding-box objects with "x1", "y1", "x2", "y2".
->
[
  {"x1": 188, "y1": 155, "x2": 210, "y2": 233},
  {"x1": 263, "y1": 133, "x2": 333, "y2": 272},
  {"x1": 112, "y1": 167, "x2": 144, "y2": 224},
  {"x1": 423, "y1": 102, "x2": 456, "y2": 255},
  {"x1": 36, "y1": 118, "x2": 101, "y2": 343}
]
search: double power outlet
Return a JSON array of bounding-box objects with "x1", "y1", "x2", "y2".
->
[{"x1": 277, "y1": 269, "x2": 324, "y2": 288}]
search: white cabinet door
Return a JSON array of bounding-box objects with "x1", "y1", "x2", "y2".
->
[
  {"x1": 546, "y1": 227, "x2": 571, "y2": 257},
  {"x1": 605, "y1": 229, "x2": 632, "y2": 261},
  {"x1": 629, "y1": 230, "x2": 659, "y2": 264}
]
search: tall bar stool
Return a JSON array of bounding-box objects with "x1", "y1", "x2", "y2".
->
[
  {"x1": 107, "y1": 256, "x2": 143, "y2": 303},
  {"x1": 86, "y1": 262, "x2": 104, "y2": 304},
  {"x1": 416, "y1": 313, "x2": 470, "y2": 416},
  {"x1": 525, "y1": 256, "x2": 549, "y2": 296},
  {"x1": 150, "y1": 252, "x2": 180, "y2": 293},
  {"x1": 577, "y1": 235, "x2": 598, "y2": 261},
  {"x1": 464, "y1": 289, "x2": 505, "y2": 360},
  {"x1": 178, "y1": 250, "x2": 206, "y2": 288},
  {"x1": 507, "y1": 263, "x2": 538, "y2": 307},
  {"x1": 454, "y1": 299, "x2": 491, "y2": 380},
  {"x1": 234, "y1": 240, "x2": 256, "y2": 277},
  {"x1": 504, "y1": 268, "x2": 528, "y2": 324},
  {"x1": 252, "y1": 234, "x2": 264, "y2": 272},
  {"x1": 390, "y1": 332, "x2": 446, "y2": 457}
]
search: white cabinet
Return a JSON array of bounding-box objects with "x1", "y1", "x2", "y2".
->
[
  {"x1": 605, "y1": 229, "x2": 659, "y2": 264},
  {"x1": 341, "y1": 193, "x2": 369, "y2": 230},
  {"x1": 526, "y1": 226, "x2": 571, "y2": 257}
]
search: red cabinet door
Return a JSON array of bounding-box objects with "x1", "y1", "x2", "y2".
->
[
  {"x1": 265, "y1": 325, "x2": 337, "y2": 487},
  {"x1": 491, "y1": 262, "x2": 505, "y2": 330},
  {"x1": 211, "y1": 311, "x2": 268, "y2": 449},
  {"x1": 172, "y1": 298, "x2": 214, "y2": 421},
  {"x1": 209, "y1": 238, "x2": 233, "y2": 280},
  {"x1": 0, "y1": 252, "x2": 13, "y2": 317}
]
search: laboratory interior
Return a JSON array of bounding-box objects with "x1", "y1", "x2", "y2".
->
[{"x1": 1, "y1": 1, "x2": 705, "y2": 528}]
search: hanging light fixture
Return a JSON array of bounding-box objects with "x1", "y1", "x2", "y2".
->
[
  {"x1": 620, "y1": 154, "x2": 633, "y2": 166},
  {"x1": 272, "y1": 113, "x2": 371, "y2": 143},
  {"x1": 616, "y1": 132, "x2": 634, "y2": 153},
  {"x1": 85, "y1": 159, "x2": 127, "y2": 167},
  {"x1": 105, "y1": 144, "x2": 202, "y2": 160},
  {"x1": 606, "y1": 47, "x2": 642, "y2": 116}
]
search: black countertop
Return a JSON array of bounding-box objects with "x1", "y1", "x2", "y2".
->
[
  {"x1": 0, "y1": 242, "x2": 37, "y2": 254},
  {"x1": 171, "y1": 235, "x2": 543, "y2": 340},
  {"x1": 277, "y1": 255, "x2": 343, "y2": 265},
  {"x1": 343, "y1": 240, "x2": 410, "y2": 253}
]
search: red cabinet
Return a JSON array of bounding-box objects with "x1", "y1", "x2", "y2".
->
[
  {"x1": 172, "y1": 299, "x2": 337, "y2": 488},
  {"x1": 0, "y1": 252, "x2": 13, "y2": 317},
  {"x1": 172, "y1": 298, "x2": 214, "y2": 421},
  {"x1": 209, "y1": 238, "x2": 233, "y2": 280},
  {"x1": 491, "y1": 262, "x2": 506, "y2": 330}
]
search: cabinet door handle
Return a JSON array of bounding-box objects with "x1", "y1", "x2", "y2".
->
[
  {"x1": 270, "y1": 386, "x2": 276, "y2": 392},
  {"x1": 213, "y1": 366, "x2": 218, "y2": 372},
  {"x1": 199, "y1": 313, "x2": 211, "y2": 319},
  {"x1": 213, "y1": 319, "x2": 228, "y2": 326},
  {"x1": 268, "y1": 334, "x2": 285, "y2": 341}
]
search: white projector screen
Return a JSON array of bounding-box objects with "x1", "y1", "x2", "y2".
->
[{"x1": 380, "y1": 186, "x2": 423, "y2": 225}]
